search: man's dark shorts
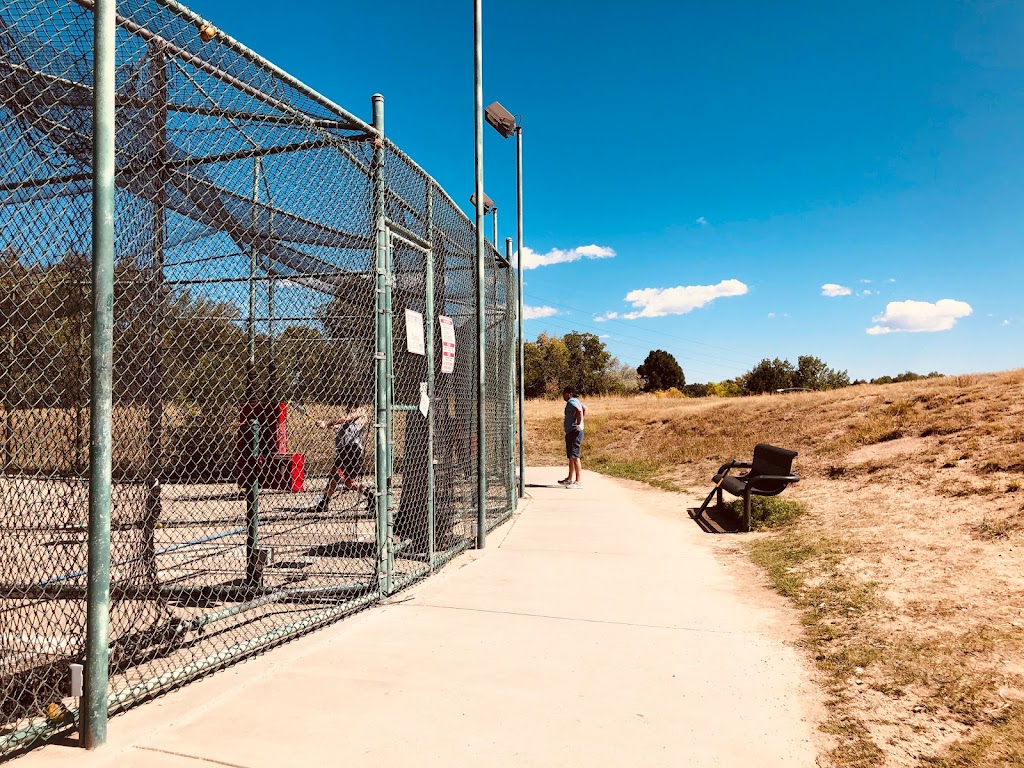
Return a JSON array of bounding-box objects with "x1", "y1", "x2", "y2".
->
[
  {"x1": 332, "y1": 443, "x2": 363, "y2": 479},
  {"x1": 565, "y1": 428, "x2": 584, "y2": 459}
]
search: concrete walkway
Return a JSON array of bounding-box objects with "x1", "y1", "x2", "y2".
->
[{"x1": 23, "y1": 468, "x2": 821, "y2": 767}]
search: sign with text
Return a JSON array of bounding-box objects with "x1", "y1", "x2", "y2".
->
[
  {"x1": 405, "y1": 308, "x2": 424, "y2": 355},
  {"x1": 438, "y1": 315, "x2": 456, "y2": 373}
]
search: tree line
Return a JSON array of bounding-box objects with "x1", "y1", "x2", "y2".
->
[{"x1": 522, "y1": 330, "x2": 942, "y2": 399}]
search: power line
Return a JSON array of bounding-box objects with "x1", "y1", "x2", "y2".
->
[
  {"x1": 525, "y1": 291, "x2": 757, "y2": 364},
  {"x1": 523, "y1": 303, "x2": 756, "y2": 371},
  {"x1": 532, "y1": 317, "x2": 742, "y2": 381}
]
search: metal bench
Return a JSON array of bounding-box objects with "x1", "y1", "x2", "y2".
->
[{"x1": 689, "y1": 443, "x2": 800, "y2": 531}]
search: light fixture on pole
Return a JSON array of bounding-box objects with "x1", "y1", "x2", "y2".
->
[
  {"x1": 485, "y1": 100, "x2": 525, "y2": 499},
  {"x1": 470, "y1": 192, "x2": 498, "y2": 247}
]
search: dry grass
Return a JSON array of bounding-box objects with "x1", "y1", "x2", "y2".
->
[{"x1": 525, "y1": 370, "x2": 1024, "y2": 767}]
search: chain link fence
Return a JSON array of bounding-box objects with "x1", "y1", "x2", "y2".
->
[{"x1": 0, "y1": 0, "x2": 517, "y2": 757}]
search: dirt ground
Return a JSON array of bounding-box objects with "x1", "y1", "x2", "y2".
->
[{"x1": 525, "y1": 371, "x2": 1024, "y2": 767}]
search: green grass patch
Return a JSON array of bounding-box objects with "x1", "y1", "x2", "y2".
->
[
  {"x1": 585, "y1": 455, "x2": 681, "y2": 492},
  {"x1": 725, "y1": 495, "x2": 808, "y2": 529}
]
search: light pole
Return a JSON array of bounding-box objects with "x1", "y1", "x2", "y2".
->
[
  {"x1": 472, "y1": 0, "x2": 487, "y2": 548},
  {"x1": 484, "y1": 100, "x2": 525, "y2": 498}
]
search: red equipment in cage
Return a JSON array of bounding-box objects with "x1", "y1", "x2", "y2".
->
[{"x1": 236, "y1": 402, "x2": 304, "y2": 491}]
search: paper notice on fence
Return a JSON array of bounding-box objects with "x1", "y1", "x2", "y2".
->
[
  {"x1": 405, "y1": 308, "x2": 425, "y2": 355},
  {"x1": 419, "y1": 382, "x2": 429, "y2": 417},
  {"x1": 439, "y1": 315, "x2": 456, "y2": 373}
]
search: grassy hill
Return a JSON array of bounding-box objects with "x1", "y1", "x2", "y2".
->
[{"x1": 525, "y1": 369, "x2": 1024, "y2": 767}]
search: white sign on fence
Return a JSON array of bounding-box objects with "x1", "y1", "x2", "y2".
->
[
  {"x1": 439, "y1": 315, "x2": 456, "y2": 373},
  {"x1": 405, "y1": 308, "x2": 425, "y2": 355}
]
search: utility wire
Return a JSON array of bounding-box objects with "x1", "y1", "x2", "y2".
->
[{"x1": 525, "y1": 291, "x2": 757, "y2": 363}]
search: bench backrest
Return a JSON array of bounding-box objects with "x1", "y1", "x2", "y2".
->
[{"x1": 748, "y1": 443, "x2": 798, "y2": 494}]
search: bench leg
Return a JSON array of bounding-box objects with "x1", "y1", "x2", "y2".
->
[
  {"x1": 689, "y1": 486, "x2": 719, "y2": 520},
  {"x1": 742, "y1": 491, "x2": 752, "y2": 532}
]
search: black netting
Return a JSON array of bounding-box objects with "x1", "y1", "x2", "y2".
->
[{"x1": 0, "y1": 0, "x2": 517, "y2": 756}]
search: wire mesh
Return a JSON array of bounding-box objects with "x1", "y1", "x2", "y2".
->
[{"x1": 0, "y1": 0, "x2": 517, "y2": 757}]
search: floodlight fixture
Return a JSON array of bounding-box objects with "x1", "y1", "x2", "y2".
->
[
  {"x1": 485, "y1": 101, "x2": 517, "y2": 139},
  {"x1": 470, "y1": 192, "x2": 496, "y2": 214}
]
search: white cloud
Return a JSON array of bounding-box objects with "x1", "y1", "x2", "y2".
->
[
  {"x1": 599, "y1": 333, "x2": 610, "y2": 339},
  {"x1": 860, "y1": 289, "x2": 876, "y2": 296},
  {"x1": 887, "y1": 278, "x2": 897, "y2": 283},
  {"x1": 767, "y1": 312, "x2": 776, "y2": 318},
  {"x1": 866, "y1": 299, "x2": 973, "y2": 335},
  {"x1": 859, "y1": 279, "x2": 873, "y2": 284},
  {"x1": 1003, "y1": 319, "x2": 1011, "y2": 327},
  {"x1": 619, "y1": 278, "x2": 748, "y2": 320},
  {"x1": 519, "y1": 243, "x2": 615, "y2": 270},
  {"x1": 696, "y1": 216, "x2": 708, "y2": 226},
  {"x1": 594, "y1": 311, "x2": 619, "y2": 322},
  {"x1": 523, "y1": 305, "x2": 558, "y2": 320},
  {"x1": 821, "y1": 283, "x2": 852, "y2": 297}
]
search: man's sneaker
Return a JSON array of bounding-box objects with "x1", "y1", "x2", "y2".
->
[
  {"x1": 557, "y1": 478, "x2": 572, "y2": 485},
  {"x1": 565, "y1": 482, "x2": 581, "y2": 489}
]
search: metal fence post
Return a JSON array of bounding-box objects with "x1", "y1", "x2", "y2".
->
[
  {"x1": 473, "y1": 0, "x2": 487, "y2": 547},
  {"x1": 516, "y1": 125, "x2": 525, "y2": 498},
  {"x1": 425, "y1": 188, "x2": 437, "y2": 568},
  {"x1": 82, "y1": 0, "x2": 116, "y2": 750},
  {"x1": 371, "y1": 93, "x2": 391, "y2": 595},
  {"x1": 505, "y1": 238, "x2": 516, "y2": 509}
]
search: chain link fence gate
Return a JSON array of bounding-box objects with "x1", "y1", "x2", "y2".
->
[{"x1": 0, "y1": 0, "x2": 517, "y2": 757}]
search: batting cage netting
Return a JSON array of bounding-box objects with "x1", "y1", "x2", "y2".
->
[{"x1": 0, "y1": 0, "x2": 517, "y2": 756}]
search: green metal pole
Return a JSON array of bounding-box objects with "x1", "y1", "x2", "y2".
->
[
  {"x1": 505, "y1": 238, "x2": 515, "y2": 510},
  {"x1": 247, "y1": 158, "x2": 260, "y2": 401},
  {"x1": 516, "y1": 126, "x2": 525, "y2": 498},
  {"x1": 244, "y1": 419, "x2": 261, "y2": 591},
  {"x1": 425, "y1": 187, "x2": 436, "y2": 569},
  {"x1": 473, "y1": 0, "x2": 487, "y2": 548},
  {"x1": 83, "y1": 0, "x2": 116, "y2": 750},
  {"x1": 143, "y1": 45, "x2": 167, "y2": 587},
  {"x1": 244, "y1": 157, "x2": 262, "y2": 593},
  {"x1": 371, "y1": 94, "x2": 391, "y2": 595}
]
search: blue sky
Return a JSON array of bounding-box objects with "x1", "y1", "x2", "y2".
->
[{"x1": 191, "y1": 1, "x2": 1024, "y2": 382}]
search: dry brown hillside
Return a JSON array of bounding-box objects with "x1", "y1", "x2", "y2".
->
[{"x1": 526, "y1": 370, "x2": 1024, "y2": 767}]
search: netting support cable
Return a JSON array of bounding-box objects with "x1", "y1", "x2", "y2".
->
[
  {"x1": 73, "y1": 0, "x2": 375, "y2": 139},
  {"x1": 83, "y1": 0, "x2": 117, "y2": 750},
  {"x1": 473, "y1": 0, "x2": 487, "y2": 548},
  {"x1": 372, "y1": 94, "x2": 391, "y2": 595},
  {"x1": 149, "y1": 0, "x2": 376, "y2": 135}
]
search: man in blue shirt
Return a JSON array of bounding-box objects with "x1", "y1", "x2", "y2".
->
[{"x1": 558, "y1": 386, "x2": 586, "y2": 489}]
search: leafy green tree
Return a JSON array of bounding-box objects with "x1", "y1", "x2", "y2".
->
[
  {"x1": 637, "y1": 349, "x2": 685, "y2": 392},
  {"x1": 523, "y1": 333, "x2": 569, "y2": 398},
  {"x1": 794, "y1": 355, "x2": 850, "y2": 391},
  {"x1": 742, "y1": 358, "x2": 796, "y2": 394},
  {"x1": 523, "y1": 331, "x2": 618, "y2": 397},
  {"x1": 598, "y1": 361, "x2": 642, "y2": 394},
  {"x1": 683, "y1": 383, "x2": 708, "y2": 397},
  {"x1": 563, "y1": 331, "x2": 612, "y2": 395}
]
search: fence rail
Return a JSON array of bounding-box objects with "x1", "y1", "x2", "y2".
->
[{"x1": 0, "y1": 0, "x2": 516, "y2": 757}]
